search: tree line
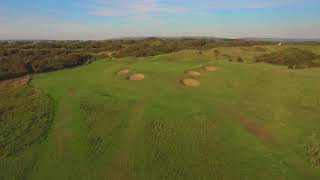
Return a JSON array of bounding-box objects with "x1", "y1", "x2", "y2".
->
[{"x1": 0, "y1": 38, "x2": 269, "y2": 80}]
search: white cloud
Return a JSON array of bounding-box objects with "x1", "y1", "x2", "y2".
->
[
  {"x1": 88, "y1": 0, "x2": 302, "y2": 18},
  {"x1": 1, "y1": 0, "x2": 319, "y2": 40},
  {"x1": 0, "y1": 15, "x2": 177, "y2": 40},
  {"x1": 90, "y1": 0, "x2": 189, "y2": 16},
  {"x1": 208, "y1": 0, "x2": 295, "y2": 9},
  {"x1": 0, "y1": 17, "x2": 102, "y2": 40},
  {"x1": 1, "y1": 17, "x2": 319, "y2": 40}
]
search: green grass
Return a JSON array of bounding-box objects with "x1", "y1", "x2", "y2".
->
[{"x1": 1, "y1": 45, "x2": 320, "y2": 179}]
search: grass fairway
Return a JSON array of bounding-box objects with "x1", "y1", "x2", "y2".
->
[{"x1": 1, "y1": 47, "x2": 320, "y2": 179}]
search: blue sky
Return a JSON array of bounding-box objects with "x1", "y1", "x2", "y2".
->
[{"x1": 0, "y1": 0, "x2": 319, "y2": 40}]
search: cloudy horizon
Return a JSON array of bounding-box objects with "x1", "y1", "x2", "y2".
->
[{"x1": 1, "y1": 0, "x2": 320, "y2": 40}]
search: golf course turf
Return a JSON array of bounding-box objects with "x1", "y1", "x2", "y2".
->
[{"x1": 1, "y1": 45, "x2": 320, "y2": 179}]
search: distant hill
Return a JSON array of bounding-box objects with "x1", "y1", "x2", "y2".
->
[
  {"x1": 109, "y1": 36, "x2": 228, "y2": 41},
  {"x1": 1, "y1": 37, "x2": 320, "y2": 42},
  {"x1": 240, "y1": 37, "x2": 320, "y2": 42}
]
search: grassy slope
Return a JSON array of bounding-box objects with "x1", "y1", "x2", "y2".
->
[
  {"x1": 1, "y1": 45, "x2": 320, "y2": 179},
  {"x1": 0, "y1": 78, "x2": 53, "y2": 179}
]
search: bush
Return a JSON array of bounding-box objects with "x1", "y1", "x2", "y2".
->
[
  {"x1": 237, "y1": 57, "x2": 244, "y2": 63},
  {"x1": 255, "y1": 48, "x2": 319, "y2": 67},
  {"x1": 0, "y1": 49, "x2": 93, "y2": 80}
]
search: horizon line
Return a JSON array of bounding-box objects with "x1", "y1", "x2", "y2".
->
[{"x1": 1, "y1": 36, "x2": 320, "y2": 42}]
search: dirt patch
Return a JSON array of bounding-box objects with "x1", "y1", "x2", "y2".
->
[
  {"x1": 29, "y1": 88, "x2": 41, "y2": 98},
  {"x1": 116, "y1": 69, "x2": 130, "y2": 75},
  {"x1": 181, "y1": 79, "x2": 200, "y2": 87},
  {"x1": 128, "y1": 73, "x2": 145, "y2": 81},
  {"x1": 185, "y1": 70, "x2": 201, "y2": 76},
  {"x1": 241, "y1": 119, "x2": 271, "y2": 141},
  {"x1": 0, "y1": 75, "x2": 31, "y2": 89},
  {"x1": 203, "y1": 65, "x2": 218, "y2": 72},
  {"x1": 68, "y1": 88, "x2": 76, "y2": 96},
  {"x1": 231, "y1": 112, "x2": 273, "y2": 143}
]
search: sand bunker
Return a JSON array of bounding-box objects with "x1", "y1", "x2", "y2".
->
[
  {"x1": 203, "y1": 65, "x2": 218, "y2": 72},
  {"x1": 181, "y1": 79, "x2": 200, "y2": 87},
  {"x1": 128, "y1": 73, "x2": 145, "y2": 81},
  {"x1": 117, "y1": 69, "x2": 130, "y2": 75},
  {"x1": 186, "y1": 70, "x2": 201, "y2": 76}
]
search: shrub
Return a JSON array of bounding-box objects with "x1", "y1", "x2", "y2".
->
[
  {"x1": 237, "y1": 57, "x2": 244, "y2": 63},
  {"x1": 0, "y1": 49, "x2": 93, "y2": 80},
  {"x1": 255, "y1": 48, "x2": 319, "y2": 67}
]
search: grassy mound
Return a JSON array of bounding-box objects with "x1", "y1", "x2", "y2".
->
[
  {"x1": 255, "y1": 48, "x2": 320, "y2": 68},
  {"x1": 203, "y1": 65, "x2": 219, "y2": 72},
  {"x1": 185, "y1": 70, "x2": 201, "y2": 76},
  {"x1": 116, "y1": 69, "x2": 130, "y2": 75},
  {"x1": 181, "y1": 79, "x2": 200, "y2": 87},
  {"x1": 128, "y1": 73, "x2": 145, "y2": 81}
]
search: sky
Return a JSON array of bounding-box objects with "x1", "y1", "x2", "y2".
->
[{"x1": 0, "y1": 0, "x2": 319, "y2": 40}]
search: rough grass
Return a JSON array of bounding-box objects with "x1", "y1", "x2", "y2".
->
[
  {"x1": 255, "y1": 48, "x2": 319, "y2": 67},
  {"x1": 0, "y1": 78, "x2": 53, "y2": 160},
  {"x1": 1, "y1": 45, "x2": 320, "y2": 179},
  {"x1": 305, "y1": 134, "x2": 320, "y2": 168}
]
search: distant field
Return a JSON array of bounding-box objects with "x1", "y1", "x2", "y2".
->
[{"x1": 1, "y1": 45, "x2": 320, "y2": 179}]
